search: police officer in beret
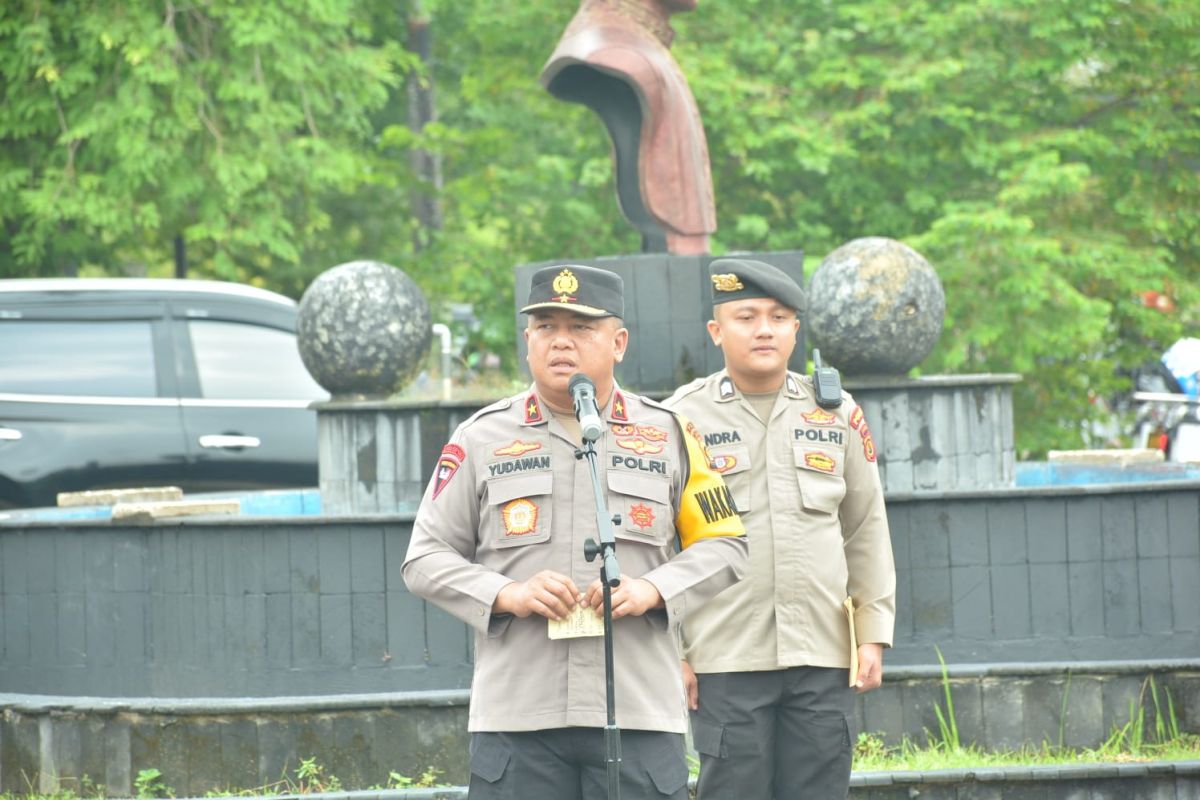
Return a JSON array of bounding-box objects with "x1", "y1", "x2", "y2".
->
[
  {"x1": 403, "y1": 264, "x2": 749, "y2": 799},
  {"x1": 665, "y1": 258, "x2": 896, "y2": 799}
]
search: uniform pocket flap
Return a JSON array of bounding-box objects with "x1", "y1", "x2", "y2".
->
[
  {"x1": 469, "y1": 735, "x2": 511, "y2": 783},
  {"x1": 647, "y1": 749, "x2": 689, "y2": 795},
  {"x1": 486, "y1": 472, "x2": 553, "y2": 505},
  {"x1": 607, "y1": 470, "x2": 670, "y2": 505},
  {"x1": 792, "y1": 444, "x2": 846, "y2": 513},
  {"x1": 690, "y1": 717, "x2": 727, "y2": 758},
  {"x1": 708, "y1": 444, "x2": 751, "y2": 477},
  {"x1": 793, "y1": 443, "x2": 845, "y2": 477}
]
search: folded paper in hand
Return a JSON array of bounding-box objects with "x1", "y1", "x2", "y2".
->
[{"x1": 548, "y1": 605, "x2": 605, "y2": 639}]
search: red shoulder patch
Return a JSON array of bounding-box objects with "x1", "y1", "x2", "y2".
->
[
  {"x1": 432, "y1": 444, "x2": 465, "y2": 499},
  {"x1": 524, "y1": 393, "x2": 543, "y2": 424},
  {"x1": 859, "y1": 422, "x2": 876, "y2": 462},
  {"x1": 610, "y1": 390, "x2": 628, "y2": 421}
]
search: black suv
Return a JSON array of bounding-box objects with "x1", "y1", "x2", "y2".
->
[{"x1": 0, "y1": 278, "x2": 326, "y2": 508}]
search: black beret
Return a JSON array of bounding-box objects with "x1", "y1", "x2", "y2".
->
[
  {"x1": 708, "y1": 257, "x2": 806, "y2": 312},
  {"x1": 520, "y1": 264, "x2": 624, "y2": 318}
]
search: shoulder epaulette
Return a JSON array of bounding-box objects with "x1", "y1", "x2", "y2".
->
[
  {"x1": 639, "y1": 393, "x2": 674, "y2": 413},
  {"x1": 459, "y1": 396, "x2": 513, "y2": 427},
  {"x1": 662, "y1": 376, "x2": 707, "y2": 406}
]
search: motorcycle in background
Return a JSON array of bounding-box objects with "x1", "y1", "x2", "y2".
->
[{"x1": 1132, "y1": 337, "x2": 1200, "y2": 462}]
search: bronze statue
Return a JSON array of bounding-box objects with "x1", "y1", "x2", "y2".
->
[{"x1": 541, "y1": 0, "x2": 716, "y2": 255}]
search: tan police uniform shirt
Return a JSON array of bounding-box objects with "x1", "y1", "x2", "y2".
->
[
  {"x1": 403, "y1": 384, "x2": 748, "y2": 732},
  {"x1": 665, "y1": 370, "x2": 895, "y2": 673}
]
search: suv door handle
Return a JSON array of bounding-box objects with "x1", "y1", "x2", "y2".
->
[
  {"x1": 0, "y1": 426, "x2": 22, "y2": 441},
  {"x1": 198, "y1": 434, "x2": 261, "y2": 449}
]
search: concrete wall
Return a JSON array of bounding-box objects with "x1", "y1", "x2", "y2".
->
[
  {"x1": 3, "y1": 665, "x2": 1197, "y2": 796},
  {"x1": 1, "y1": 481, "x2": 1197, "y2": 697},
  {"x1": 312, "y1": 375, "x2": 1019, "y2": 516},
  {"x1": 887, "y1": 481, "x2": 1200, "y2": 666}
]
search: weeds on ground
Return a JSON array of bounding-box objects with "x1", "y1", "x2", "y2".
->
[{"x1": 852, "y1": 670, "x2": 1200, "y2": 772}]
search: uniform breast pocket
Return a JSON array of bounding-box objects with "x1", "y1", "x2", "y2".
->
[
  {"x1": 607, "y1": 471, "x2": 672, "y2": 545},
  {"x1": 709, "y1": 444, "x2": 751, "y2": 514},
  {"x1": 793, "y1": 443, "x2": 847, "y2": 514},
  {"x1": 485, "y1": 473, "x2": 553, "y2": 548}
]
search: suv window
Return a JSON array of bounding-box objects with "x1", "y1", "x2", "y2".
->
[
  {"x1": 188, "y1": 319, "x2": 326, "y2": 400},
  {"x1": 0, "y1": 319, "x2": 157, "y2": 397}
]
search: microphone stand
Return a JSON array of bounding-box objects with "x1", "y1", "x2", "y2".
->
[{"x1": 577, "y1": 434, "x2": 622, "y2": 800}]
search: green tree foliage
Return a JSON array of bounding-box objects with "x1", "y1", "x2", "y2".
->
[
  {"x1": 683, "y1": 0, "x2": 1199, "y2": 452},
  {"x1": 0, "y1": 1, "x2": 411, "y2": 291},
  {"x1": 2, "y1": 0, "x2": 1197, "y2": 455}
]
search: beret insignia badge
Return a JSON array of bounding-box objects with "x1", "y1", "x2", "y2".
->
[{"x1": 711, "y1": 273, "x2": 744, "y2": 292}]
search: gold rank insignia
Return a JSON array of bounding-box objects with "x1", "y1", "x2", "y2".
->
[
  {"x1": 552, "y1": 268, "x2": 579, "y2": 302},
  {"x1": 711, "y1": 273, "x2": 744, "y2": 292}
]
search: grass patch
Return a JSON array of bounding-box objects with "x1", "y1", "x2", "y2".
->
[
  {"x1": 851, "y1": 731, "x2": 1200, "y2": 772},
  {"x1": 852, "y1": 669, "x2": 1200, "y2": 772}
]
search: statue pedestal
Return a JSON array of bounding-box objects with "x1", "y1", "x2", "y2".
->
[
  {"x1": 847, "y1": 374, "x2": 1021, "y2": 493},
  {"x1": 314, "y1": 399, "x2": 423, "y2": 515}
]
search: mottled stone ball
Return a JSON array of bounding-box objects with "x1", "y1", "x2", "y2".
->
[
  {"x1": 807, "y1": 237, "x2": 945, "y2": 375},
  {"x1": 297, "y1": 261, "x2": 432, "y2": 398}
]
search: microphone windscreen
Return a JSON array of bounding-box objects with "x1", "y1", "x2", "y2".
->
[{"x1": 569, "y1": 372, "x2": 595, "y2": 394}]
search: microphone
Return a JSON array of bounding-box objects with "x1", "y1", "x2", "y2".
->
[{"x1": 568, "y1": 373, "x2": 605, "y2": 443}]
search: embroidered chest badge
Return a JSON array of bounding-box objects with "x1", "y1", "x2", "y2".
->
[
  {"x1": 804, "y1": 452, "x2": 837, "y2": 474},
  {"x1": 802, "y1": 408, "x2": 837, "y2": 426},
  {"x1": 432, "y1": 444, "x2": 466, "y2": 499},
  {"x1": 494, "y1": 439, "x2": 542, "y2": 457},
  {"x1": 616, "y1": 438, "x2": 664, "y2": 455},
  {"x1": 501, "y1": 498, "x2": 539, "y2": 536},
  {"x1": 628, "y1": 503, "x2": 656, "y2": 530},
  {"x1": 635, "y1": 424, "x2": 669, "y2": 442},
  {"x1": 710, "y1": 454, "x2": 738, "y2": 474}
]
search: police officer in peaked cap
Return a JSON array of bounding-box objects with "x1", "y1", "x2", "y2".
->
[{"x1": 404, "y1": 263, "x2": 749, "y2": 799}]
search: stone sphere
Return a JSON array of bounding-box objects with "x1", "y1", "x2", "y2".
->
[
  {"x1": 807, "y1": 237, "x2": 945, "y2": 375},
  {"x1": 297, "y1": 260, "x2": 432, "y2": 397}
]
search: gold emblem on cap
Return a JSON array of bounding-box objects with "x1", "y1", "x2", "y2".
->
[
  {"x1": 552, "y1": 269, "x2": 580, "y2": 299},
  {"x1": 712, "y1": 273, "x2": 744, "y2": 292}
]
